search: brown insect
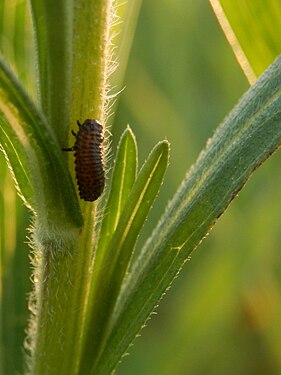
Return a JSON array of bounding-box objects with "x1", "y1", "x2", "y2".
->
[{"x1": 63, "y1": 119, "x2": 105, "y2": 201}]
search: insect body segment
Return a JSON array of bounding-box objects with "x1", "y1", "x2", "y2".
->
[{"x1": 63, "y1": 119, "x2": 105, "y2": 202}]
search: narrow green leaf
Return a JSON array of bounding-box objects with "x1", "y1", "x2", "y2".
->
[
  {"x1": 29, "y1": 0, "x2": 72, "y2": 142},
  {"x1": 0, "y1": 115, "x2": 33, "y2": 206},
  {"x1": 13, "y1": 1, "x2": 35, "y2": 88},
  {"x1": 0, "y1": 1, "x2": 4, "y2": 49},
  {"x1": 0, "y1": 59, "x2": 83, "y2": 235},
  {"x1": 79, "y1": 140, "x2": 170, "y2": 375},
  {"x1": 96, "y1": 126, "x2": 138, "y2": 266},
  {"x1": 93, "y1": 56, "x2": 281, "y2": 374},
  {"x1": 210, "y1": 0, "x2": 281, "y2": 82}
]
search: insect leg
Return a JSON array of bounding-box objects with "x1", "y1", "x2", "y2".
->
[{"x1": 62, "y1": 147, "x2": 76, "y2": 152}]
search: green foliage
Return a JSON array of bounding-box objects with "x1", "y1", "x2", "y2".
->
[
  {"x1": 79, "y1": 131, "x2": 170, "y2": 375},
  {"x1": 29, "y1": 0, "x2": 73, "y2": 141},
  {"x1": 0, "y1": 59, "x2": 81, "y2": 233},
  {"x1": 95, "y1": 56, "x2": 281, "y2": 375},
  {"x1": 210, "y1": 0, "x2": 281, "y2": 82},
  {"x1": 1, "y1": 1, "x2": 281, "y2": 375}
]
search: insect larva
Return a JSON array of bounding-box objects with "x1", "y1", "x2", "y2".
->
[{"x1": 63, "y1": 119, "x2": 105, "y2": 202}]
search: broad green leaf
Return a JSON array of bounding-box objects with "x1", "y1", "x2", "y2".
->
[
  {"x1": 0, "y1": 59, "x2": 82, "y2": 235},
  {"x1": 79, "y1": 140, "x2": 170, "y2": 375},
  {"x1": 210, "y1": 0, "x2": 281, "y2": 83},
  {"x1": 96, "y1": 126, "x2": 138, "y2": 267},
  {"x1": 93, "y1": 56, "x2": 281, "y2": 374}
]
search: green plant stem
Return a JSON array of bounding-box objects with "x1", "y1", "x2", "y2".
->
[
  {"x1": 70, "y1": 0, "x2": 114, "y2": 124},
  {"x1": 30, "y1": 210, "x2": 95, "y2": 375},
  {"x1": 68, "y1": 0, "x2": 114, "y2": 200},
  {"x1": 29, "y1": 0, "x2": 115, "y2": 374}
]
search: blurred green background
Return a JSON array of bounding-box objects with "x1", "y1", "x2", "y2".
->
[{"x1": 1, "y1": 0, "x2": 281, "y2": 374}]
